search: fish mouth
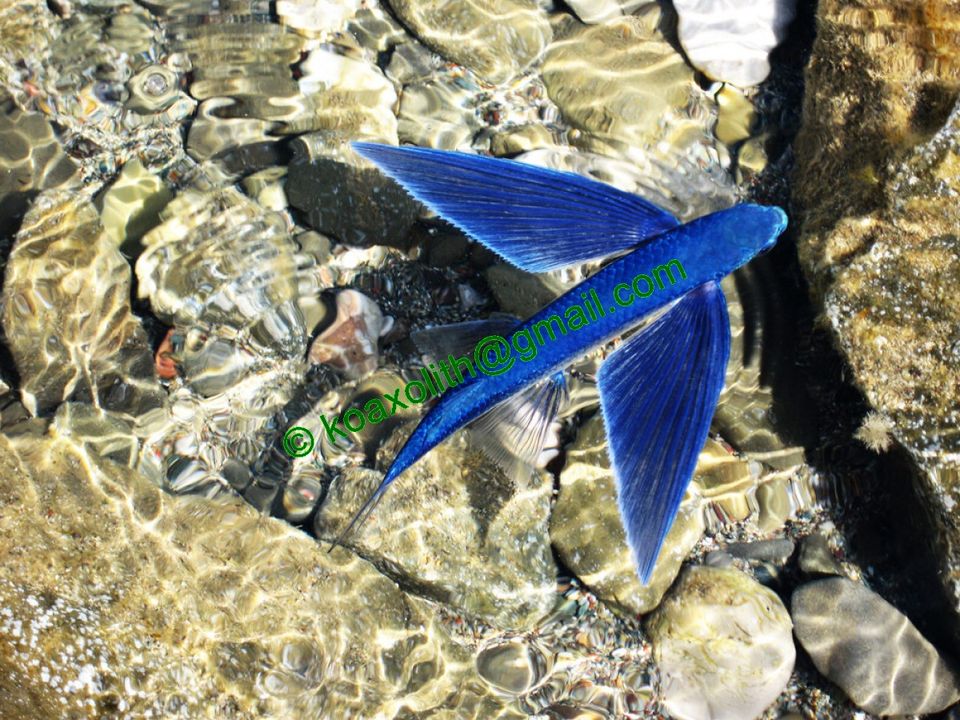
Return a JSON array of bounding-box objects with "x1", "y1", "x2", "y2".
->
[
  {"x1": 757, "y1": 205, "x2": 788, "y2": 255},
  {"x1": 770, "y1": 206, "x2": 789, "y2": 237}
]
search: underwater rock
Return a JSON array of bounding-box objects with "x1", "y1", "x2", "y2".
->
[
  {"x1": 646, "y1": 566, "x2": 795, "y2": 720},
  {"x1": 290, "y1": 47, "x2": 399, "y2": 145},
  {"x1": 797, "y1": 533, "x2": 844, "y2": 577},
  {"x1": 715, "y1": 85, "x2": 757, "y2": 145},
  {"x1": 564, "y1": 0, "x2": 648, "y2": 24},
  {"x1": 476, "y1": 639, "x2": 551, "y2": 696},
  {"x1": 277, "y1": 0, "x2": 364, "y2": 38},
  {"x1": 792, "y1": 577, "x2": 960, "y2": 714},
  {"x1": 792, "y1": 0, "x2": 960, "y2": 638},
  {"x1": 314, "y1": 439, "x2": 557, "y2": 631},
  {"x1": 97, "y1": 158, "x2": 172, "y2": 247},
  {"x1": 398, "y1": 78, "x2": 483, "y2": 151},
  {"x1": 489, "y1": 124, "x2": 557, "y2": 156},
  {"x1": 133, "y1": 180, "x2": 311, "y2": 492},
  {"x1": 14, "y1": 3, "x2": 189, "y2": 179},
  {"x1": 484, "y1": 262, "x2": 568, "y2": 317},
  {"x1": 347, "y1": 6, "x2": 410, "y2": 53},
  {"x1": 542, "y1": 7, "x2": 722, "y2": 171},
  {"x1": 551, "y1": 414, "x2": 704, "y2": 618},
  {"x1": 308, "y1": 289, "x2": 384, "y2": 379},
  {"x1": 0, "y1": 95, "x2": 79, "y2": 237},
  {"x1": 125, "y1": 64, "x2": 182, "y2": 115},
  {"x1": 149, "y1": 0, "x2": 306, "y2": 162},
  {"x1": 388, "y1": 0, "x2": 552, "y2": 85},
  {"x1": 287, "y1": 151, "x2": 421, "y2": 248},
  {"x1": 672, "y1": 0, "x2": 796, "y2": 87},
  {"x1": 53, "y1": 403, "x2": 140, "y2": 468},
  {"x1": 136, "y1": 184, "x2": 307, "y2": 360},
  {"x1": 1, "y1": 190, "x2": 164, "y2": 419},
  {"x1": 0, "y1": 429, "x2": 509, "y2": 718},
  {"x1": 0, "y1": 0, "x2": 56, "y2": 88},
  {"x1": 386, "y1": 38, "x2": 446, "y2": 86},
  {"x1": 725, "y1": 538, "x2": 794, "y2": 565}
]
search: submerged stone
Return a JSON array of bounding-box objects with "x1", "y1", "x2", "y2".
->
[
  {"x1": 97, "y1": 158, "x2": 172, "y2": 247},
  {"x1": 308, "y1": 289, "x2": 384, "y2": 379},
  {"x1": 389, "y1": 0, "x2": 552, "y2": 85},
  {"x1": 1, "y1": 190, "x2": 164, "y2": 418},
  {"x1": 564, "y1": 0, "x2": 647, "y2": 24},
  {"x1": 542, "y1": 8, "x2": 721, "y2": 168},
  {"x1": 550, "y1": 414, "x2": 704, "y2": 618},
  {"x1": 287, "y1": 152, "x2": 421, "y2": 248},
  {"x1": 0, "y1": 96, "x2": 79, "y2": 236},
  {"x1": 314, "y1": 437, "x2": 557, "y2": 631},
  {"x1": 792, "y1": 577, "x2": 960, "y2": 715},
  {"x1": 797, "y1": 533, "x2": 844, "y2": 577},
  {"x1": 0, "y1": 429, "x2": 507, "y2": 718},
  {"x1": 673, "y1": 0, "x2": 796, "y2": 87},
  {"x1": 476, "y1": 639, "x2": 550, "y2": 695},
  {"x1": 646, "y1": 566, "x2": 795, "y2": 720},
  {"x1": 792, "y1": 0, "x2": 960, "y2": 640}
]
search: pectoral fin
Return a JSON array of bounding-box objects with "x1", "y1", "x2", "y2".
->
[
  {"x1": 467, "y1": 372, "x2": 567, "y2": 476},
  {"x1": 597, "y1": 282, "x2": 730, "y2": 584},
  {"x1": 352, "y1": 142, "x2": 679, "y2": 272}
]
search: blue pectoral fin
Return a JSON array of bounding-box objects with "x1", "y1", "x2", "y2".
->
[
  {"x1": 597, "y1": 282, "x2": 731, "y2": 584},
  {"x1": 352, "y1": 142, "x2": 679, "y2": 272},
  {"x1": 468, "y1": 372, "x2": 567, "y2": 476}
]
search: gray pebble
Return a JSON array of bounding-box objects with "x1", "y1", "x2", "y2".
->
[
  {"x1": 725, "y1": 538, "x2": 795, "y2": 564},
  {"x1": 798, "y1": 533, "x2": 844, "y2": 577},
  {"x1": 792, "y1": 577, "x2": 960, "y2": 715}
]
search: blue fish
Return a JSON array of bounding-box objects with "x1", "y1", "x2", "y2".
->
[{"x1": 337, "y1": 142, "x2": 787, "y2": 584}]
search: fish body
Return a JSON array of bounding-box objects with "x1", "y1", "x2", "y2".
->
[
  {"x1": 384, "y1": 205, "x2": 783, "y2": 486},
  {"x1": 340, "y1": 142, "x2": 788, "y2": 582}
]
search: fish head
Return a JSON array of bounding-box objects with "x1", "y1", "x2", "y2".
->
[{"x1": 725, "y1": 203, "x2": 788, "y2": 263}]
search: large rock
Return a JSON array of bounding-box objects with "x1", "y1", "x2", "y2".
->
[
  {"x1": 0, "y1": 417, "x2": 509, "y2": 718},
  {"x1": 792, "y1": 577, "x2": 960, "y2": 715},
  {"x1": 645, "y1": 566, "x2": 795, "y2": 720},
  {"x1": 791, "y1": 0, "x2": 960, "y2": 635},
  {"x1": 287, "y1": 153, "x2": 421, "y2": 249},
  {"x1": 1, "y1": 191, "x2": 164, "y2": 419},
  {"x1": 564, "y1": 0, "x2": 647, "y2": 24},
  {"x1": 314, "y1": 437, "x2": 558, "y2": 631},
  {"x1": 388, "y1": 0, "x2": 552, "y2": 85},
  {"x1": 0, "y1": 96, "x2": 79, "y2": 239}
]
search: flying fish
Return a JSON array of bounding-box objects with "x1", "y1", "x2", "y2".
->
[{"x1": 336, "y1": 142, "x2": 787, "y2": 584}]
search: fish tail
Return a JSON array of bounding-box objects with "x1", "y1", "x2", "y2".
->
[{"x1": 326, "y1": 470, "x2": 396, "y2": 552}]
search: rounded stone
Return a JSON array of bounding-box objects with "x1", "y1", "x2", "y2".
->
[
  {"x1": 476, "y1": 639, "x2": 549, "y2": 695},
  {"x1": 646, "y1": 565, "x2": 795, "y2": 720},
  {"x1": 792, "y1": 577, "x2": 960, "y2": 715},
  {"x1": 126, "y1": 65, "x2": 180, "y2": 113},
  {"x1": 672, "y1": 0, "x2": 796, "y2": 87}
]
